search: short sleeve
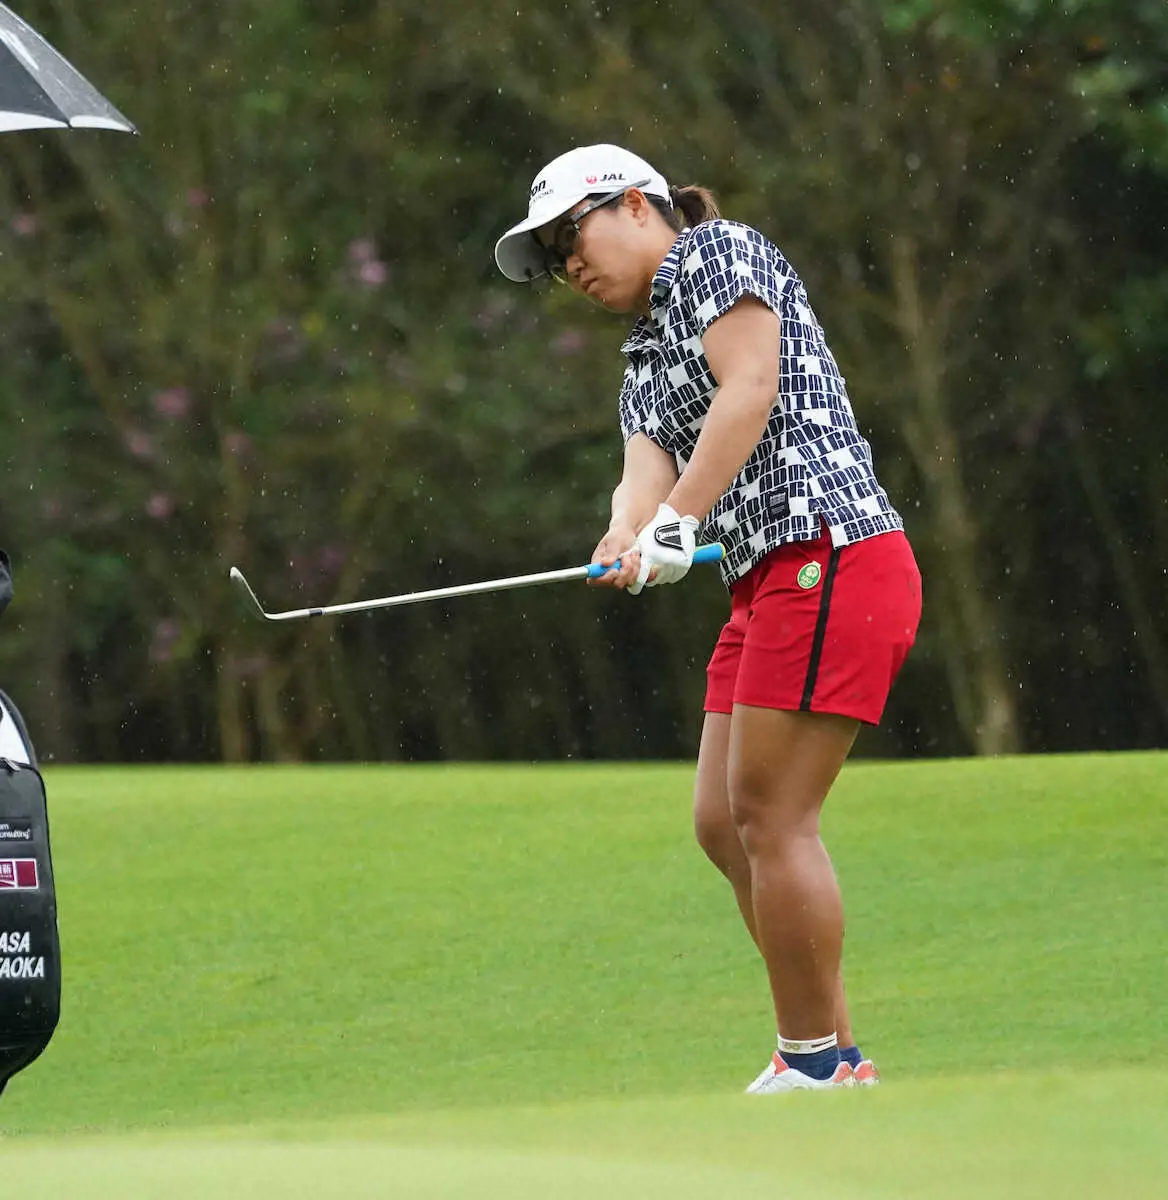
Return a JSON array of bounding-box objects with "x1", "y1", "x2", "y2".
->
[
  {"x1": 677, "y1": 220, "x2": 792, "y2": 337},
  {"x1": 618, "y1": 358, "x2": 650, "y2": 443}
]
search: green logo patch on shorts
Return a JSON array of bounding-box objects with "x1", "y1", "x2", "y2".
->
[{"x1": 797, "y1": 562, "x2": 823, "y2": 589}]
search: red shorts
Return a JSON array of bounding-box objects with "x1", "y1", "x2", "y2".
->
[{"x1": 704, "y1": 526, "x2": 922, "y2": 724}]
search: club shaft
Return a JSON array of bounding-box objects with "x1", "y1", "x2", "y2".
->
[
  {"x1": 230, "y1": 542, "x2": 726, "y2": 622},
  {"x1": 253, "y1": 565, "x2": 592, "y2": 621}
]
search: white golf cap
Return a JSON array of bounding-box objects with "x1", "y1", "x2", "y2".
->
[{"x1": 494, "y1": 144, "x2": 670, "y2": 282}]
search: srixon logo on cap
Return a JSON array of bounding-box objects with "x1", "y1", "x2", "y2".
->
[
  {"x1": 0, "y1": 859, "x2": 38, "y2": 890},
  {"x1": 530, "y1": 179, "x2": 549, "y2": 198}
]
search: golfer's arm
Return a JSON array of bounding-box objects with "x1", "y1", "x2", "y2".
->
[
  {"x1": 610, "y1": 433, "x2": 679, "y2": 535},
  {"x1": 665, "y1": 298, "x2": 780, "y2": 521}
]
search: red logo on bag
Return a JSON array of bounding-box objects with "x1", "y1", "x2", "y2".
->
[{"x1": 0, "y1": 859, "x2": 37, "y2": 889}]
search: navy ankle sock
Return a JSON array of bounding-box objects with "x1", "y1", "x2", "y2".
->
[
  {"x1": 781, "y1": 1045, "x2": 840, "y2": 1081},
  {"x1": 839, "y1": 1045, "x2": 863, "y2": 1070}
]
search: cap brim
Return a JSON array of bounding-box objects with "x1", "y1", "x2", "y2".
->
[{"x1": 494, "y1": 213, "x2": 557, "y2": 283}]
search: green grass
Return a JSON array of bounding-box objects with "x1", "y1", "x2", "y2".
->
[{"x1": 1, "y1": 754, "x2": 1165, "y2": 1196}]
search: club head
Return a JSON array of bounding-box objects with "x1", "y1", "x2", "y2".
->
[{"x1": 228, "y1": 567, "x2": 269, "y2": 620}]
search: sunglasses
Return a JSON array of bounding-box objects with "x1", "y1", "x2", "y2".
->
[{"x1": 539, "y1": 178, "x2": 651, "y2": 282}]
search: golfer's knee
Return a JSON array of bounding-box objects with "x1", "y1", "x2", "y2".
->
[
  {"x1": 728, "y1": 802, "x2": 769, "y2": 862},
  {"x1": 693, "y1": 789, "x2": 737, "y2": 871},
  {"x1": 728, "y1": 769, "x2": 816, "y2": 858}
]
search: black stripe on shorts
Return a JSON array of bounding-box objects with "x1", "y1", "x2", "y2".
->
[{"x1": 799, "y1": 546, "x2": 842, "y2": 711}]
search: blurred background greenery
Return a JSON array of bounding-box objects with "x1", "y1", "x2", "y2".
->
[{"x1": 0, "y1": 0, "x2": 1164, "y2": 763}]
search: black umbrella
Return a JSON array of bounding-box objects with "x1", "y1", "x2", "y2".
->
[{"x1": 0, "y1": 2, "x2": 134, "y2": 134}]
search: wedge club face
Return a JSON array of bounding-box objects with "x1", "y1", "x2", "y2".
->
[
  {"x1": 229, "y1": 567, "x2": 266, "y2": 619},
  {"x1": 228, "y1": 567, "x2": 316, "y2": 622}
]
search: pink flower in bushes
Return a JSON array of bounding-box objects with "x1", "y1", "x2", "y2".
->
[
  {"x1": 348, "y1": 237, "x2": 377, "y2": 264},
  {"x1": 348, "y1": 237, "x2": 389, "y2": 288},
  {"x1": 152, "y1": 388, "x2": 192, "y2": 421},
  {"x1": 552, "y1": 328, "x2": 588, "y2": 357},
  {"x1": 224, "y1": 431, "x2": 252, "y2": 457},
  {"x1": 126, "y1": 429, "x2": 156, "y2": 460},
  {"x1": 358, "y1": 260, "x2": 388, "y2": 287},
  {"x1": 146, "y1": 493, "x2": 174, "y2": 520}
]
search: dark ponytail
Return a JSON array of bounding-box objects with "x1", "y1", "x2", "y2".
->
[{"x1": 651, "y1": 184, "x2": 722, "y2": 231}]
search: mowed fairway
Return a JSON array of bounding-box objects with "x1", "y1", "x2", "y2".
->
[{"x1": 1, "y1": 754, "x2": 1165, "y2": 1197}]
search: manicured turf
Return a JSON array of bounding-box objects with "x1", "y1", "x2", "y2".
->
[{"x1": 1, "y1": 754, "x2": 1165, "y2": 1196}]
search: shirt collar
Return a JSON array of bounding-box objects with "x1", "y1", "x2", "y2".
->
[
  {"x1": 648, "y1": 232, "x2": 688, "y2": 321},
  {"x1": 620, "y1": 316, "x2": 656, "y2": 356}
]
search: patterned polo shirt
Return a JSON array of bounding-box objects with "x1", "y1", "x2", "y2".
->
[{"x1": 618, "y1": 219, "x2": 903, "y2": 584}]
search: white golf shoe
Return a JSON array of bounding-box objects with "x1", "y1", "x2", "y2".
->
[{"x1": 745, "y1": 1052, "x2": 855, "y2": 1093}]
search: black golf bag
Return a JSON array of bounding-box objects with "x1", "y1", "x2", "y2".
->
[{"x1": 0, "y1": 551, "x2": 62, "y2": 1097}]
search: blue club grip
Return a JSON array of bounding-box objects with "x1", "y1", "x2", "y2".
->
[{"x1": 586, "y1": 541, "x2": 725, "y2": 579}]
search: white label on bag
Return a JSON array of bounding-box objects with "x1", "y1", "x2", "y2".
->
[
  {"x1": 0, "y1": 956, "x2": 44, "y2": 980},
  {"x1": 0, "y1": 931, "x2": 31, "y2": 953}
]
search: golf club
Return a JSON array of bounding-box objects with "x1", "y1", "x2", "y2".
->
[{"x1": 230, "y1": 542, "x2": 726, "y2": 623}]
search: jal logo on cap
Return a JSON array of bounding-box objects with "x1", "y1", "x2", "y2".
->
[
  {"x1": 584, "y1": 172, "x2": 625, "y2": 185},
  {"x1": 0, "y1": 859, "x2": 38, "y2": 889}
]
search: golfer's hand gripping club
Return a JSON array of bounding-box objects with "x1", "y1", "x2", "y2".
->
[
  {"x1": 587, "y1": 538, "x2": 723, "y2": 584},
  {"x1": 632, "y1": 502, "x2": 701, "y2": 594}
]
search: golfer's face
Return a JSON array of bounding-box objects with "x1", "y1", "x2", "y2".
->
[{"x1": 539, "y1": 195, "x2": 642, "y2": 312}]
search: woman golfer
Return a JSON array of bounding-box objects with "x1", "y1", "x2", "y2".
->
[{"x1": 495, "y1": 144, "x2": 921, "y2": 1091}]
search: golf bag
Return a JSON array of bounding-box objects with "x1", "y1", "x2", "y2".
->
[{"x1": 0, "y1": 552, "x2": 62, "y2": 1097}]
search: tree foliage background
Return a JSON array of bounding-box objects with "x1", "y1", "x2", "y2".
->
[{"x1": 0, "y1": 0, "x2": 1164, "y2": 763}]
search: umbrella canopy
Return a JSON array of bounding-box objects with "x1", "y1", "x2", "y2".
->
[{"x1": 0, "y1": 3, "x2": 134, "y2": 134}]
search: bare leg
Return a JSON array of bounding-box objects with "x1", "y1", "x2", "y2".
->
[
  {"x1": 727, "y1": 705, "x2": 859, "y2": 1039},
  {"x1": 694, "y1": 710, "x2": 859, "y2": 1046}
]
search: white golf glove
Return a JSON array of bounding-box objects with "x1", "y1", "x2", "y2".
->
[{"x1": 628, "y1": 503, "x2": 701, "y2": 596}]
